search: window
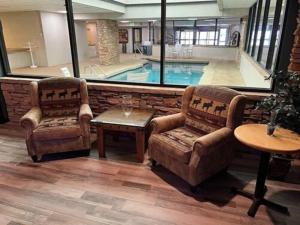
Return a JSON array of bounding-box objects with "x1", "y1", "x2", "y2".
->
[
  {"x1": 196, "y1": 31, "x2": 217, "y2": 45},
  {"x1": 245, "y1": 0, "x2": 287, "y2": 70},
  {"x1": 216, "y1": 18, "x2": 241, "y2": 47},
  {"x1": 195, "y1": 19, "x2": 217, "y2": 46},
  {"x1": 0, "y1": 0, "x2": 73, "y2": 77},
  {"x1": 176, "y1": 30, "x2": 194, "y2": 45},
  {"x1": 0, "y1": 0, "x2": 293, "y2": 90}
]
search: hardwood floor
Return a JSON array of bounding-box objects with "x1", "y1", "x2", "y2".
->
[{"x1": 0, "y1": 123, "x2": 300, "y2": 225}]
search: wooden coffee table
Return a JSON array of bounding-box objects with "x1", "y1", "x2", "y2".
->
[
  {"x1": 233, "y1": 124, "x2": 300, "y2": 217},
  {"x1": 91, "y1": 107, "x2": 155, "y2": 163}
]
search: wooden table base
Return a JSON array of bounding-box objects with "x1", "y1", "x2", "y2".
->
[
  {"x1": 97, "y1": 127, "x2": 105, "y2": 158},
  {"x1": 233, "y1": 152, "x2": 289, "y2": 217},
  {"x1": 96, "y1": 126, "x2": 146, "y2": 163}
]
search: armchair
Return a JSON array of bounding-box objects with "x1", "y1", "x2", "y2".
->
[
  {"x1": 20, "y1": 77, "x2": 93, "y2": 162},
  {"x1": 148, "y1": 85, "x2": 246, "y2": 191}
]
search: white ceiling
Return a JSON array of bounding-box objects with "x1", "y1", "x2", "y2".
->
[
  {"x1": 0, "y1": 0, "x2": 256, "y2": 14},
  {"x1": 0, "y1": 0, "x2": 111, "y2": 13}
]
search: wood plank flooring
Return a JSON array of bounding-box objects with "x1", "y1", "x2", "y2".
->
[{"x1": 0, "y1": 122, "x2": 300, "y2": 225}]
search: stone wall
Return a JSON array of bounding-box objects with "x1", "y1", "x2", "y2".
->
[
  {"x1": 288, "y1": 0, "x2": 300, "y2": 73},
  {"x1": 0, "y1": 78, "x2": 183, "y2": 123},
  {"x1": 96, "y1": 20, "x2": 120, "y2": 66},
  {"x1": 0, "y1": 78, "x2": 269, "y2": 126}
]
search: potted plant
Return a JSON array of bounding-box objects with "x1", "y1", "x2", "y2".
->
[{"x1": 258, "y1": 71, "x2": 300, "y2": 180}]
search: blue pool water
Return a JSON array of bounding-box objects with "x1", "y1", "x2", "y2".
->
[{"x1": 107, "y1": 61, "x2": 207, "y2": 85}]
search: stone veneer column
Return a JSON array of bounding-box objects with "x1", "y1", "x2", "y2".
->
[
  {"x1": 288, "y1": 0, "x2": 300, "y2": 73},
  {"x1": 96, "y1": 20, "x2": 120, "y2": 65}
]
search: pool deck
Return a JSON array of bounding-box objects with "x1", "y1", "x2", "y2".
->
[{"x1": 11, "y1": 53, "x2": 268, "y2": 88}]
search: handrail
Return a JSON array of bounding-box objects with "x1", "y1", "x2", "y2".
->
[{"x1": 134, "y1": 47, "x2": 143, "y2": 57}]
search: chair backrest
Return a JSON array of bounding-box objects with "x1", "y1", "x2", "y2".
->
[
  {"x1": 35, "y1": 77, "x2": 86, "y2": 118},
  {"x1": 182, "y1": 85, "x2": 245, "y2": 134}
]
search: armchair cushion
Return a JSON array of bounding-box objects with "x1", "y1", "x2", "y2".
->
[
  {"x1": 149, "y1": 126, "x2": 205, "y2": 164},
  {"x1": 32, "y1": 116, "x2": 81, "y2": 141},
  {"x1": 38, "y1": 78, "x2": 82, "y2": 117},
  {"x1": 185, "y1": 86, "x2": 241, "y2": 133}
]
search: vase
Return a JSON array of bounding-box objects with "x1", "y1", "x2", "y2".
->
[
  {"x1": 267, "y1": 122, "x2": 276, "y2": 135},
  {"x1": 121, "y1": 94, "x2": 133, "y2": 117}
]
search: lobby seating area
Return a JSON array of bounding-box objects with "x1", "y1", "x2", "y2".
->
[{"x1": 0, "y1": 0, "x2": 300, "y2": 225}]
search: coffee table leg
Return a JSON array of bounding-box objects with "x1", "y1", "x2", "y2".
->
[
  {"x1": 97, "y1": 127, "x2": 105, "y2": 158},
  {"x1": 136, "y1": 129, "x2": 145, "y2": 163}
]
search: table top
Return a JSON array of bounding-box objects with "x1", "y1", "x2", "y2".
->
[
  {"x1": 234, "y1": 124, "x2": 300, "y2": 154},
  {"x1": 91, "y1": 107, "x2": 155, "y2": 128}
]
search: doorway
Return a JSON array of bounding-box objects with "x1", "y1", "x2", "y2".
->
[{"x1": 132, "y1": 28, "x2": 142, "y2": 53}]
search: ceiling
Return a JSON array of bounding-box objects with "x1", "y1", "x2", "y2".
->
[
  {"x1": 0, "y1": 0, "x2": 111, "y2": 13},
  {"x1": 0, "y1": 0, "x2": 256, "y2": 15}
]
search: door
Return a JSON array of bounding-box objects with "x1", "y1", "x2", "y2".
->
[{"x1": 132, "y1": 28, "x2": 142, "y2": 53}]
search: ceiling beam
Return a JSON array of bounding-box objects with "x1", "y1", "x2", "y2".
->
[{"x1": 72, "y1": 0, "x2": 126, "y2": 13}]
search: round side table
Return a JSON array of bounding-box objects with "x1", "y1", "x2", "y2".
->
[{"x1": 233, "y1": 124, "x2": 300, "y2": 217}]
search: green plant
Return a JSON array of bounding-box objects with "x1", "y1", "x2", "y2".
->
[{"x1": 258, "y1": 71, "x2": 300, "y2": 134}]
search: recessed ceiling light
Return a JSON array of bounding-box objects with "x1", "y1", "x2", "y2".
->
[
  {"x1": 120, "y1": 20, "x2": 130, "y2": 23},
  {"x1": 148, "y1": 20, "x2": 157, "y2": 22},
  {"x1": 188, "y1": 18, "x2": 197, "y2": 20}
]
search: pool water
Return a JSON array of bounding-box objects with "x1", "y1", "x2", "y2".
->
[{"x1": 107, "y1": 61, "x2": 207, "y2": 85}]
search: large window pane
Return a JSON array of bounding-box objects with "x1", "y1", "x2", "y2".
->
[
  {"x1": 196, "y1": 19, "x2": 216, "y2": 46},
  {"x1": 253, "y1": 0, "x2": 266, "y2": 58},
  {"x1": 0, "y1": 0, "x2": 73, "y2": 77},
  {"x1": 165, "y1": 1, "x2": 242, "y2": 87},
  {"x1": 216, "y1": 18, "x2": 241, "y2": 47},
  {"x1": 249, "y1": 3, "x2": 258, "y2": 54},
  {"x1": 73, "y1": 1, "x2": 161, "y2": 84},
  {"x1": 253, "y1": 0, "x2": 286, "y2": 68}
]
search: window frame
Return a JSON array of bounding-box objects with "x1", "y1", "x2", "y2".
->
[
  {"x1": 0, "y1": 0, "x2": 295, "y2": 93},
  {"x1": 244, "y1": 0, "x2": 294, "y2": 85}
]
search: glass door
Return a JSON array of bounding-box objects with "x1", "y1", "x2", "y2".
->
[{"x1": 133, "y1": 28, "x2": 142, "y2": 53}]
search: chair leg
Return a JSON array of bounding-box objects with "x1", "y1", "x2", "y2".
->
[
  {"x1": 150, "y1": 159, "x2": 157, "y2": 167},
  {"x1": 31, "y1": 155, "x2": 41, "y2": 163}
]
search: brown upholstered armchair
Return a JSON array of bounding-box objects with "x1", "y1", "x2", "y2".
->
[
  {"x1": 20, "y1": 77, "x2": 93, "y2": 162},
  {"x1": 148, "y1": 85, "x2": 246, "y2": 192}
]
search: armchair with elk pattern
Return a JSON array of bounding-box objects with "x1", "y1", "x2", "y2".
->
[
  {"x1": 148, "y1": 85, "x2": 246, "y2": 191},
  {"x1": 20, "y1": 77, "x2": 93, "y2": 162}
]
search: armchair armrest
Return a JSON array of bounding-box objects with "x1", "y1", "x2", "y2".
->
[
  {"x1": 193, "y1": 127, "x2": 233, "y2": 157},
  {"x1": 151, "y1": 113, "x2": 185, "y2": 134},
  {"x1": 20, "y1": 107, "x2": 42, "y2": 131},
  {"x1": 188, "y1": 127, "x2": 235, "y2": 185},
  {"x1": 79, "y1": 104, "x2": 93, "y2": 125}
]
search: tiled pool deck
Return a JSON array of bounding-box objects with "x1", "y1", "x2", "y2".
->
[{"x1": 12, "y1": 54, "x2": 270, "y2": 88}]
